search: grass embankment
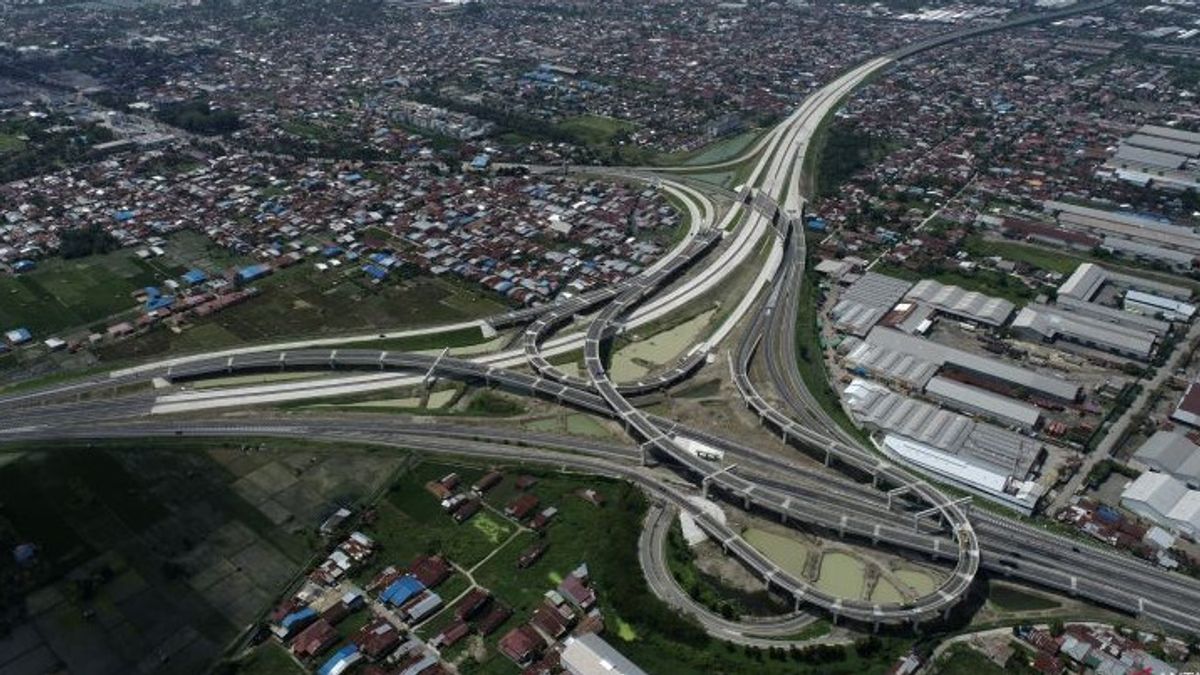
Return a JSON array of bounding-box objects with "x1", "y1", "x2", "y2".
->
[{"x1": 794, "y1": 262, "x2": 872, "y2": 446}]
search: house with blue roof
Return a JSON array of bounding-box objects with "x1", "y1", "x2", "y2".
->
[
  {"x1": 113, "y1": 210, "x2": 136, "y2": 222},
  {"x1": 12, "y1": 260, "x2": 35, "y2": 273},
  {"x1": 362, "y1": 264, "x2": 389, "y2": 281},
  {"x1": 145, "y1": 296, "x2": 175, "y2": 312},
  {"x1": 182, "y1": 269, "x2": 208, "y2": 285},
  {"x1": 380, "y1": 575, "x2": 424, "y2": 606},
  {"x1": 317, "y1": 645, "x2": 360, "y2": 675},
  {"x1": 144, "y1": 295, "x2": 175, "y2": 312},
  {"x1": 270, "y1": 606, "x2": 317, "y2": 640},
  {"x1": 5, "y1": 328, "x2": 32, "y2": 345},
  {"x1": 237, "y1": 264, "x2": 271, "y2": 284}
]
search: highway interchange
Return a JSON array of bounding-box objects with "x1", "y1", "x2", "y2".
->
[{"x1": 5, "y1": 0, "x2": 1198, "y2": 646}]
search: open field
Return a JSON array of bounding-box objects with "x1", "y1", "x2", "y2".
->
[
  {"x1": 0, "y1": 439, "x2": 405, "y2": 675},
  {"x1": 555, "y1": 114, "x2": 637, "y2": 147},
  {"x1": 0, "y1": 133, "x2": 26, "y2": 153},
  {"x1": 0, "y1": 251, "x2": 162, "y2": 336},
  {"x1": 94, "y1": 266, "x2": 504, "y2": 365}
]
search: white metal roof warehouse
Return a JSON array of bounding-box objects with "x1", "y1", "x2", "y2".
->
[
  {"x1": 1057, "y1": 262, "x2": 1192, "y2": 303},
  {"x1": 1121, "y1": 472, "x2": 1200, "y2": 538},
  {"x1": 842, "y1": 378, "x2": 1040, "y2": 478},
  {"x1": 904, "y1": 279, "x2": 1015, "y2": 326},
  {"x1": 1124, "y1": 290, "x2": 1197, "y2": 323},
  {"x1": 865, "y1": 327, "x2": 1081, "y2": 401},
  {"x1": 1133, "y1": 431, "x2": 1200, "y2": 489},
  {"x1": 561, "y1": 634, "x2": 648, "y2": 675}
]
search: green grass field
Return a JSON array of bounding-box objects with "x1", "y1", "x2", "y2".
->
[
  {"x1": 555, "y1": 114, "x2": 637, "y2": 147},
  {"x1": 0, "y1": 133, "x2": 26, "y2": 153},
  {"x1": 0, "y1": 252, "x2": 162, "y2": 336},
  {"x1": 930, "y1": 644, "x2": 1011, "y2": 675},
  {"x1": 964, "y1": 236, "x2": 1079, "y2": 276},
  {"x1": 94, "y1": 267, "x2": 505, "y2": 364}
]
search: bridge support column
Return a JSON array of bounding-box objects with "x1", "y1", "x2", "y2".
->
[
  {"x1": 743, "y1": 494, "x2": 751, "y2": 510},
  {"x1": 830, "y1": 613, "x2": 839, "y2": 626},
  {"x1": 873, "y1": 621, "x2": 881, "y2": 634},
  {"x1": 823, "y1": 450, "x2": 831, "y2": 467},
  {"x1": 942, "y1": 606, "x2": 952, "y2": 621}
]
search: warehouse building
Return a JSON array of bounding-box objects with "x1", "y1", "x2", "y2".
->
[
  {"x1": 1132, "y1": 431, "x2": 1200, "y2": 489},
  {"x1": 843, "y1": 378, "x2": 1044, "y2": 514},
  {"x1": 865, "y1": 327, "x2": 1081, "y2": 402},
  {"x1": 841, "y1": 337, "x2": 939, "y2": 390},
  {"x1": 1100, "y1": 236, "x2": 1196, "y2": 273},
  {"x1": 830, "y1": 272, "x2": 913, "y2": 336},
  {"x1": 1053, "y1": 295, "x2": 1170, "y2": 336},
  {"x1": 924, "y1": 375, "x2": 1041, "y2": 431},
  {"x1": 903, "y1": 279, "x2": 1015, "y2": 327},
  {"x1": 1101, "y1": 124, "x2": 1200, "y2": 192},
  {"x1": 1011, "y1": 305, "x2": 1158, "y2": 361},
  {"x1": 561, "y1": 633, "x2": 648, "y2": 675},
  {"x1": 1124, "y1": 290, "x2": 1197, "y2": 323},
  {"x1": 1057, "y1": 262, "x2": 1192, "y2": 302},
  {"x1": 1121, "y1": 472, "x2": 1200, "y2": 538},
  {"x1": 1045, "y1": 203, "x2": 1200, "y2": 257}
]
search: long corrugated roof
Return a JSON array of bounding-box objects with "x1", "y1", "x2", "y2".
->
[
  {"x1": 1134, "y1": 431, "x2": 1200, "y2": 485},
  {"x1": 905, "y1": 279, "x2": 1015, "y2": 326},
  {"x1": 1012, "y1": 305, "x2": 1157, "y2": 360},
  {"x1": 865, "y1": 327, "x2": 1080, "y2": 401},
  {"x1": 925, "y1": 376, "x2": 1041, "y2": 429},
  {"x1": 843, "y1": 378, "x2": 1039, "y2": 475}
]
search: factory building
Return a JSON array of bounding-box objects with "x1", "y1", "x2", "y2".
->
[
  {"x1": 1124, "y1": 290, "x2": 1197, "y2": 323},
  {"x1": 1053, "y1": 295, "x2": 1170, "y2": 336},
  {"x1": 841, "y1": 337, "x2": 939, "y2": 390},
  {"x1": 1011, "y1": 305, "x2": 1158, "y2": 361},
  {"x1": 1121, "y1": 472, "x2": 1200, "y2": 538},
  {"x1": 1100, "y1": 123, "x2": 1200, "y2": 192},
  {"x1": 1046, "y1": 203, "x2": 1200, "y2": 260},
  {"x1": 924, "y1": 375, "x2": 1041, "y2": 431},
  {"x1": 1132, "y1": 431, "x2": 1200, "y2": 490},
  {"x1": 561, "y1": 633, "x2": 648, "y2": 675},
  {"x1": 829, "y1": 272, "x2": 913, "y2": 336},
  {"x1": 903, "y1": 279, "x2": 1015, "y2": 327},
  {"x1": 865, "y1": 327, "x2": 1081, "y2": 402},
  {"x1": 843, "y1": 378, "x2": 1044, "y2": 514}
]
